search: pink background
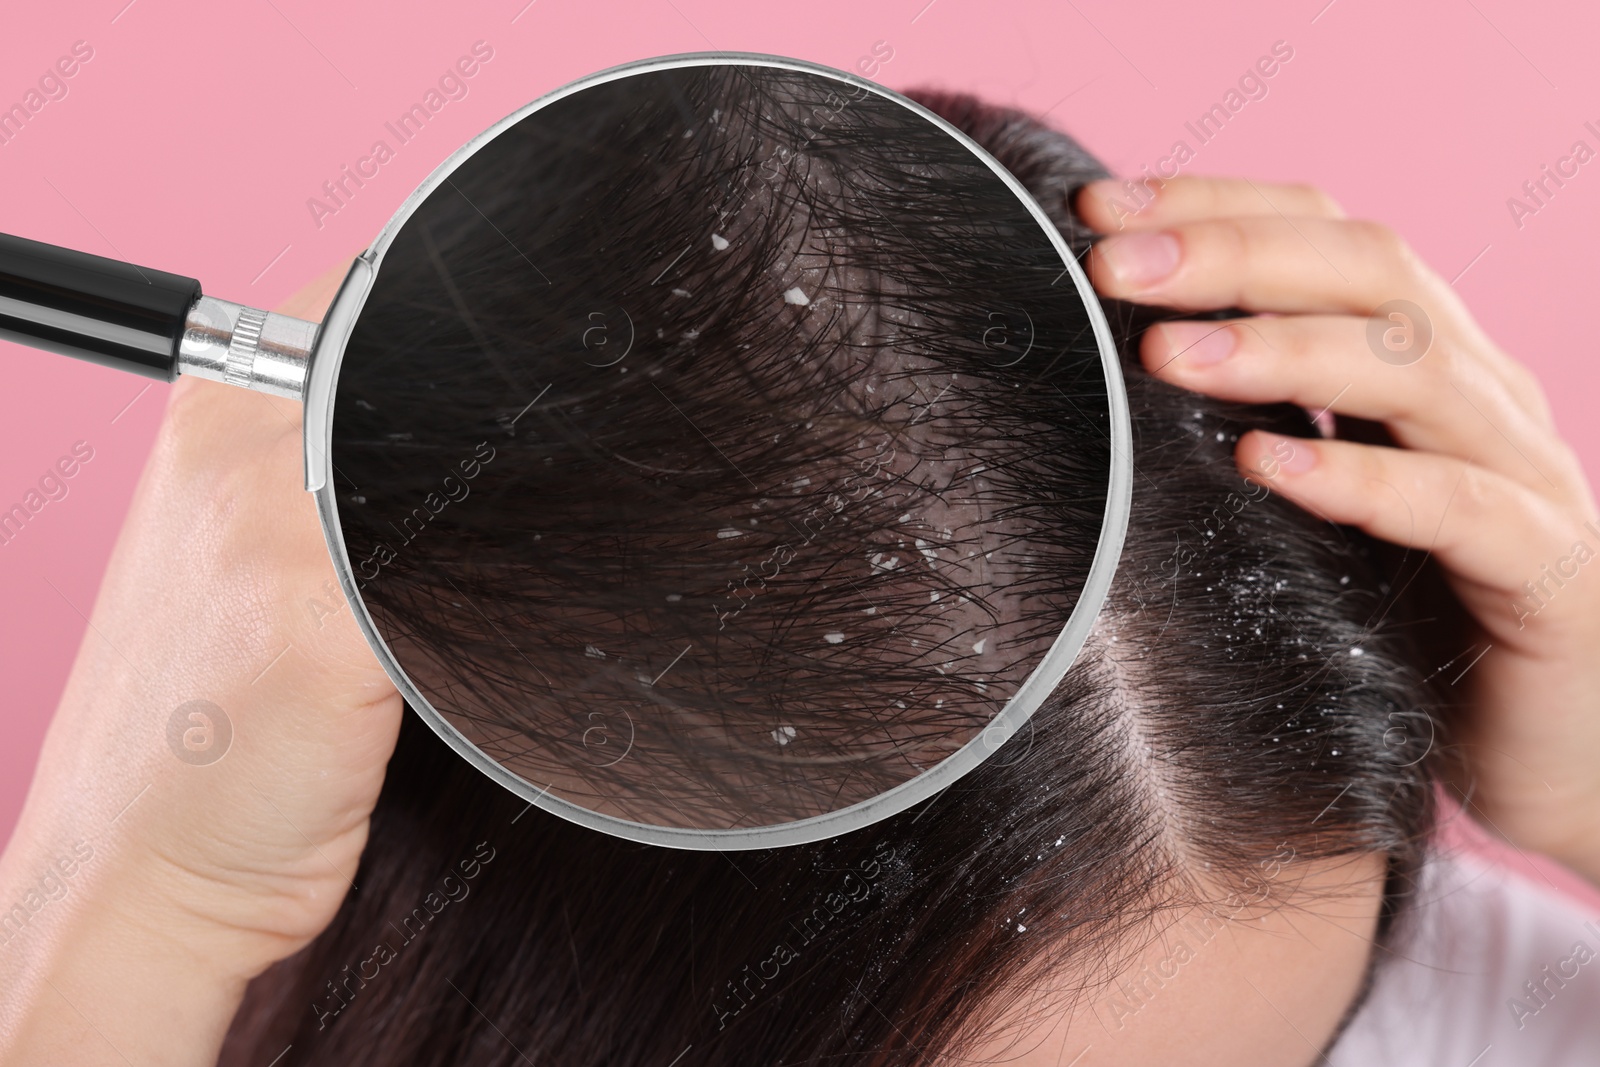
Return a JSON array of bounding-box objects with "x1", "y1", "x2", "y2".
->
[{"x1": 2, "y1": 0, "x2": 1597, "y2": 846}]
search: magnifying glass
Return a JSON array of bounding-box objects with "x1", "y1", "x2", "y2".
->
[{"x1": 0, "y1": 53, "x2": 1130, "y2": 850}]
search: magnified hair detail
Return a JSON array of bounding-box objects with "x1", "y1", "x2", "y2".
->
[{"x1": 332, "y1": 67, "x2": 1114, "y2": 832}]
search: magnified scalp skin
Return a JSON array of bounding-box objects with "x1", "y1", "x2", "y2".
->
[{"x1": 228, "y1": 66, "x2": 1443, "y2": 1067}]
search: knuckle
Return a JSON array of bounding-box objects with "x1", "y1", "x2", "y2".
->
[
  {"x1": 1352, "y1": 442, "x2": 1389, "y2": 486},
  {"x1": 1246, "y1": 317, "x2": 1308, "y2": 374},
  {"x1": 1296, "y1": 183, "x2": 1344, "y2": 218},
  {"x1": 1421, "y1": 333, "x2": 1462, "y2": 385},
  {"x1": 1202, "y1": 177, "x2": 1235, "y2": 216},
  {"x1": 1233, "y1": 317, "x2": 1277, "y2": 360},
  {"x1": 1361, "y1": 219, "x2": 1435, "y2": 292},
  {"x1": 1213, "y1": 216, "x2": 1252, "y2": 269},
  {"x1": 1345, "y1": 448, "x2": 1392, "y2": 524},
  {"x1": 1553, "y1": 436, "x2": 1582, "y2": 477},
  {"x1": 1453, "y1": 461, "x2": 1500, "y2": 518},
  {"x1": 1509, "y1": 362, "x2": 1551, "y2": 412},
  {"x1": 1544, "y1": 437, "x2": 1589, "y2": 496},
  {"x1": 1353, "y1": 218, "x2": 1406, "y2": 261}
]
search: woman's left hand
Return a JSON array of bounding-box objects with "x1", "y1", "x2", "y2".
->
[
  {"x1": 0, "y1": 257, "x2": 404, "y2": 1065},
  {"x1": 1076, "y1": 175, "x2": 1600, "y2": 883}
]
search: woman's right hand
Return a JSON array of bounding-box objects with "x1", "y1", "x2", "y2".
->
[
  {"x1": 1075, "y1": 175, "x2": 1600, "y2": 884},
  {"x1": 0, "y1": 258, "x2": 405, "y2": 1065}
]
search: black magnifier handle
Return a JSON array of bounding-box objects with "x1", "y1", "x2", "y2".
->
[{"x1": 0, "y1": 231, "x2": 319, "y2": 400}]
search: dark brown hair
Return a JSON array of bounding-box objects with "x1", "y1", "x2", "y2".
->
[{"x1": 221, "y1": 74, "x2": 1439, "y2": 1066}]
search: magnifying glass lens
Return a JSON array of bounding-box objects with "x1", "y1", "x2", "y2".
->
[{"x1": 329, "y1": 62, "x2": 1116, "y2": 842}]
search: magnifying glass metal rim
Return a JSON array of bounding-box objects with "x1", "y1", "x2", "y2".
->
[{"x1": 303, "y1": 50, "x2": 1132, "y2": 851}]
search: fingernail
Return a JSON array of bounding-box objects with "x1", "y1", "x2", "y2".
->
[
  {"x1": 1096, "y1": 232, "x2": 1180, "y2": 290},
  {"x1": 1256, "y1": 432, "x2": 1318, "y2": 476},
  {"x1": 1158, "y1": 321, "x2": 1236, "y2": 367}
]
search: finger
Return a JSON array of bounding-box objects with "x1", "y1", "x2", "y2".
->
[
  {"x1": 1146, "y1": 316, "x2": 1592, "y2": 500},
  {"x1": 1093, "y1": 213, "x2": 1562, "y2": 438},
  {"x1": 1086, "y1": 216, "x2": 1557, "y2": 423},
  {"x1": 1085, "y1": 215, "x2": 1448, "y2": 316},
  {"x1": 1076, "y1": 175, "x2": 1345, "y2": 232},
  {"x1": 1235, "y1": 430, "x2": 1583, "y2": 598}
]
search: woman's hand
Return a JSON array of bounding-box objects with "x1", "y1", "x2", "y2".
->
[
  {"x1": 1076, "y1": 175, "x2": 1600, "y2": 883},
  {"x1": 0, "y1": 257, "x2": 402, "y2": 1064}
]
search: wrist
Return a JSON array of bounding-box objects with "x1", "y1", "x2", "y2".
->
[{"x1": 0, "y1": 818, "x2": 272, "y2": 1065}]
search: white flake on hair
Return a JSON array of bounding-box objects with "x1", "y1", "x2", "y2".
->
[
  {"x1": 824, "y1": 632, "x2": 845, "y2": 644},
  {"x1": 783, "y1": 287, "x2": 810, "y2": 306},
  {"x1": 711, "y1": 233, "x2": 729, "y2": 250}
]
